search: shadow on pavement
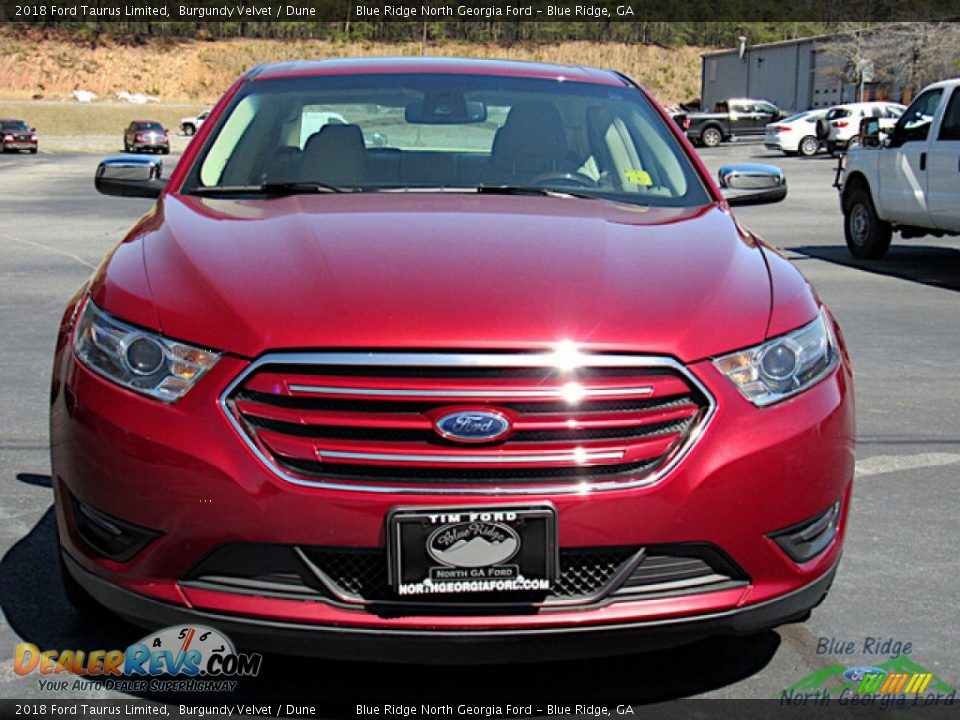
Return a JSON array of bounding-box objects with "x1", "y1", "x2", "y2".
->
[
  {"x1": 2, "y1": 489, "x2": 780, "y2": 705},
  {"x1": 792, "y1": 244, "x2": 960, "y2": 293}
]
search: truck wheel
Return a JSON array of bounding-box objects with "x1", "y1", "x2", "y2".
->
[
  {"x1": 701, "y1": 127, "x2": 722, "y2": 148},
  {"x1": 799, "y1": 136, "x2": 819, "y2": 157},
  {"x1": 183, "y1": 124, "x2": 195, "y2": 136},
  {"x1": 844, "y1": 188, "x2": 892, "y2": 259}
]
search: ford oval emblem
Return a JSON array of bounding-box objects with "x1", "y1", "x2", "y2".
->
[
  {"x1": 427, "y1": 521, "x2": 520, "y2": 568},
  {"x1": 434, "y1": 410, "x2": 511, "y2": 443}
]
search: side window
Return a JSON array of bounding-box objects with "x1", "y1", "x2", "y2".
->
[
  {"x1": 895, "y1": 89, "x2": 944, "y2": 144},
  {"x1": 937, "y1": 88, "x2": 960, "y2": 141},
  {"x1": 756, "y1": 101, "x2": 777, "y2": 115},
  {"x1": 200, "y1": 94, "x2": 259, "y2": 186}
]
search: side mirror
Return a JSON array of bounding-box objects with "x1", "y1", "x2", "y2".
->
[
  {"x1": 859, "y1": 117, "x2": 883, "y2": 148},
  {"x1": 718, "y1": 163, "x2": 787, "y2": 206},
  {"x1": 95, "y1": 155, "x2": 167, "y2": 198}
]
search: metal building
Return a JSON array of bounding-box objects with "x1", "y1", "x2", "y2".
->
[{"x1": 701, "y1": 35, "x2": 898, "y2": 114}]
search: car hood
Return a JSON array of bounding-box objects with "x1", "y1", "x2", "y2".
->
[{"x1": 100, "y1": 193, "x2": 775, "y2": 362}]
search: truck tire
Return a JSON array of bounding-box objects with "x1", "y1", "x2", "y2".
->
[
  {"x1": 701, "y1": 127, "x2": 722, "y2": 148},
  {"x1": 844, "y1": 188, "x2": 892, "y2": 259},
  {"x1": 799, "y1": 136, "x2": 819, "y2": 157},
  {"x1": 183, "y1": 123, "x2": 195, "y2": 136}
]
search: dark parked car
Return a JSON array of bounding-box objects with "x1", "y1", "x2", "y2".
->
[
  {"x1": 58, "y1": 58, "x2": 852, "y2": 663},
  {"x1": 0, "y1": 119, "x2": 38, "y2": 154},
  {"x1": 124, "y1": 121, "x2": 169, "y2": 154},
  {"x1": 677, "y1": 98, "x2": 786, "y2": 147}
]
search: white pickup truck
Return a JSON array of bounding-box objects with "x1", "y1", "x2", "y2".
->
[{"x1": 838, "y1": 78, "x2": 960, "y2": 258}]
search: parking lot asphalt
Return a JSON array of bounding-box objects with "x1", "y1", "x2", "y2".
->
[{"x1": 1, "y1": 143, "x2": 958, "y2": 705}]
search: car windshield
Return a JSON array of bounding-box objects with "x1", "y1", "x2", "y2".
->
[
  {"x1": 187, "y1": 73, "x2": 710, "y2": 207},
  {"x1": 135, "y1": 122, "x2": 164, "y2": 131},
  {"x1": 1, "y1": 121, "x2": 30, "y2": 132}
]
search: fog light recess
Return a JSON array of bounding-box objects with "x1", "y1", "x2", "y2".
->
[
  {"x1": 770, "y1": 502, "x2": 841, "y2": 563},
  {"x1": 69, "y1": 493, "x2": 161, "y2": 562}
]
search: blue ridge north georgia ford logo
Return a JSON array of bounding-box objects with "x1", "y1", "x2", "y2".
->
[{"x1": 434, "y1": 409, "x2": 511, "y2": 443}]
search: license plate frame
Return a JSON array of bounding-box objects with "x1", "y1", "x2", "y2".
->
[{"x1": 387, "y1": 505, "x2": 557, "y2": 595}]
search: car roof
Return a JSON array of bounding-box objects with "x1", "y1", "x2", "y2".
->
[
  {"x1": 918, "y1": 77, "x2": 960, "y2": 91},
  {"x1": 786, "y1": 109, "x2": 825, "y2": 119},
  {"x1": 0, "y1": 118, "x2": 28, "y2": 122},
  {"x1": 250, "y1": 56, "x2": 627, "y2": 87},
  {"x1": 831, "y1": 101, "x2": 903, "y2": 110}
]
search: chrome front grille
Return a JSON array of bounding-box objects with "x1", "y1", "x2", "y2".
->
[{"x1": 221, "y1": 352, "x2": 714, "y2": 494}]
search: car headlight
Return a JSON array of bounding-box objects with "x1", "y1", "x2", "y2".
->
[
  {"x1": 713, "y1": 310, "x2": 839, "y2": 407},
  {"x1": 74, "y1": 299, "x2": 219, "y2": 402}
]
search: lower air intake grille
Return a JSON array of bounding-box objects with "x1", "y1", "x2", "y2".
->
[{"x1": 183, "y1": 543, "x2": 745, "y2": 610}]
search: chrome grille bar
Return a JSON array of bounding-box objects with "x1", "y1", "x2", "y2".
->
[{"x1": 220, "y1": 351, "x2": 716, "y2": 495}]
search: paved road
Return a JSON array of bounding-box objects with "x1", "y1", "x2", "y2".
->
[{"x1": 1, "y1": 146, "x2": 958, "y2": 705}]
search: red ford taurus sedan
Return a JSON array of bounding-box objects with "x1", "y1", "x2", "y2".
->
[{"x1": 52, "y1": 58, "x2": 854, "y2": 662}]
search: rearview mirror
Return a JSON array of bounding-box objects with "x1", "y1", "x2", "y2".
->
[
  {"x1": 95, "y1": 155, "x2": 167, "y2": 198},
  {"x1": 718, "y1": 164, "x2": 787, "y2": 206},
  {"x1": 405, "y1": 93, "x2": 487, "y2": 124}
]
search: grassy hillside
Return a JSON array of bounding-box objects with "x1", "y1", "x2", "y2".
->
[{"x1": 0, "y1": 28, "x2": 706, "y2": 106}]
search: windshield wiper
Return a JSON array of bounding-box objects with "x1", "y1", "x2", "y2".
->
[
  {"x1": 476, "y1": 184, "x2": 600, "y2": 201},
  {"x1": 190, "y1": 181, "x2": 344, "y2": 196}
]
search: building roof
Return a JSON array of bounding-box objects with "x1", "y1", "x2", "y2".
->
[{"x1": 701, "y1": 33, "x2": 840, "y2": 59}]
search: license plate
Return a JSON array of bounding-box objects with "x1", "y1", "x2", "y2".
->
[{"x1": 388, "y1": 505, "x2": 556, "y2": 595}]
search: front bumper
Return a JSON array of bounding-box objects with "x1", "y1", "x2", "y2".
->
[
  {"x1": 2, "y1": 139, "x2": 37, "y2": 151},
  {"x1": 130, "y1": 136, "x2": 169, "y2": 150},
  {"x1": 51, "y1": 321, "x2": 854, "y2": 659},
  {"x1": 62, "y1": 550, "x2": 836, "y2": 663}
]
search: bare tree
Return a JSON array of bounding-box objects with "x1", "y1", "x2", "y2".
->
[
  {"x1": 879, "y1": 23, "x2": 960, "y2": 95},
  {"x1": 816, "y1": 23, "x2": 892, "y2": 103},
  {"x1": 818, "y1": 23, "x2": 960, "y2": 104}
]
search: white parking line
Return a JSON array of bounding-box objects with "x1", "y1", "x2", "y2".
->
[
  {"x1": 0, "y1": 230, "x2": 97, "y2": 270},
  {"x1": 855, "y1": 452, "x2": 960, "y2": 478}
]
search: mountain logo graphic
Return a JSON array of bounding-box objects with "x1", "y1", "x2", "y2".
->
[{"x1": 427, "y1": 522, "x2": 520, "y2": 568}]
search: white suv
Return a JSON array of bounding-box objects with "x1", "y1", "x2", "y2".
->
[{"x1": 819, "y1": 102, "x2": 904, "y2": 156}]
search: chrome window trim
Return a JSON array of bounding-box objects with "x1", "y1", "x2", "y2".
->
[{"x1": 218, "y1": 352, "x2": 717, "y2": 496}]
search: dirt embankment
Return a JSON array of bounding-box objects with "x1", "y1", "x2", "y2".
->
[{"x1": 0, "y1": 27, "x2": 704, "y2": 105}]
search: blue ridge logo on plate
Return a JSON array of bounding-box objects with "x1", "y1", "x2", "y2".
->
[{"x1": 427, "y1": 521, "x2": 521, "y2": 568}]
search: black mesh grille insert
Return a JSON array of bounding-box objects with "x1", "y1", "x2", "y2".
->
[{"x1": 183, "y1": 542, "x2": 745, "y2": 610}]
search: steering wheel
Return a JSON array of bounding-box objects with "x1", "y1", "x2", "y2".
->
[{"x1": 531, "y1": 172, "x2": 598, "y2": 189}]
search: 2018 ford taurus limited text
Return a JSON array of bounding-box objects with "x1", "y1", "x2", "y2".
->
[{"x1": 52, "y1": 58, "x2": 854, "y2": 662}]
